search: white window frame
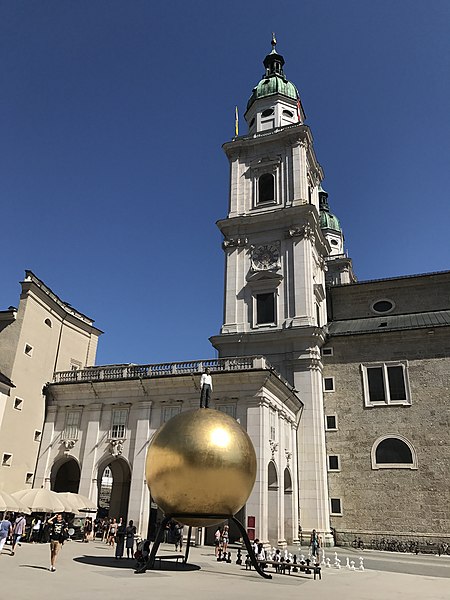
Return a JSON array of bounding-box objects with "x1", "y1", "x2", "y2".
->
[
  {"x1": 361, "y1": 361, "x2": 411, "y2": 407},
  {"x1": 14, "y1": 397, "x2": 23, "y2": 411},
  {"x1": 64, "y1": 411, "x2": 81, "y2": 440},
  {"x1": 327, "y1": 454, "x2": 341, "y2": 472},
  {"x1": 371, "y1": 435, "x2": 418, "y2": 470},
  {"x1": 252, "y1": 164, "x2": 280, "y2": 209},
  {"x1": 253, "y1": 289, "x2": 278, "y2": 328},
  {"x1": 322, "y1": 347, "x2": 334, "y2": 357},
  {"x1": 325, "y1": 414, "x2": 338, "y2": 431},
  {"x1": 2, "y1": 453, "x2": 12, "y2": 467},
  {"x1": 110, "y1": 408, "x2": 128, "y2": 439},
  {"x1": 25, "y1": 472, "x2": 34, "y2": 484},
  {"x1": 34, "y1": 430, "x2": 42, "y2": 442},
  {"x1": 323, "y1": 377, "x2": 335, "y2": 392},
  {"x1": 330, "y1": 497, "x2": 342, "y2": 516},
  {"x1": 24, "y1": 343, "x2": 33, "y2": 357},
  {"x1": 162, "y1": 405, "x2": 181, "y2": 424}
]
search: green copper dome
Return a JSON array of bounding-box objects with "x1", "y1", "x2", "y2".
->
[
  {"x1": 247, "y1": 75, "x2": 299, "y2": 111},
  {"x1": 319, "y1": 185, "x2": 342, "y2": 233},
  {"x1": 247, "y1": 35, "x2": 299, "y2": 112}
]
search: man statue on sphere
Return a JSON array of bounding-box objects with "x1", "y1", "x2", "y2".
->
[{"x1": 200, "y1": 367, "x2": 213, "y2": 408}]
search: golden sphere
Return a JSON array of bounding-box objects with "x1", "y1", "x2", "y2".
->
[{"x1": 146, "y1": 408, "x2": 257, "y2": 526}]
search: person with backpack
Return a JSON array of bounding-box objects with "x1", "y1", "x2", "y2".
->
[{"x1": 0, "y1": 514, "x2": 12, "y2": 555}]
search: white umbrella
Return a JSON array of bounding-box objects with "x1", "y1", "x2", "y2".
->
[
  {"x1": 0, "y1": 490, "x2": 31, "y2": 514},
  {"x1": 12, "y1": 488, "x2": 66, "y2": 513},
  {"x1": 58, "y1": 492, "x2": 97, "y2": 513}
]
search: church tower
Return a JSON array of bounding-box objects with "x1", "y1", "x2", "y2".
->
[{"x1": 211, "y1": 37, "x2": 333, "y2": 538}]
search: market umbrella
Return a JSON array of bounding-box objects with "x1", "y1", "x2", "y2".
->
[
  {"x1": 57, "y1": 492, "x2": 97, "y2": 513},
  {"x1": 12, "y1": 488, "x2": 66, "y2": 513},
  {"x1": 0, "y1": 490, "x2": 31, "y2": 514}
]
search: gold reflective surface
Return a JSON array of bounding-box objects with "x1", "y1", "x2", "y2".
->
[{"x1": 146, "y1": 408, "x2": 257, "y2": 526}]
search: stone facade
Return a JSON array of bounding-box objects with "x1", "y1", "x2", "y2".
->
[
  {"x1": 323, "y1": 272, "x2": 450, "y2": 543},
  {"x1": 0, "y1": 271, "x2": 102, "y2": 492}
]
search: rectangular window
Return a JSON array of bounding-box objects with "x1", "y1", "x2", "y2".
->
[
  {"x1": 361, "y1": 362, "x2": 411, "y2": 406},
  {"x1": 323, "y1": 377, "x2": 335, "y2": 392},
  {"x1": 64, "y1": 411, "x2": 81, "y2": 440},
  {"x1": 2, "y1": 453, "x2": 12, "y2": 467},
  {"x1": 330, "y1": 498, "x2": 342, "y2": 515},
  {"x1": 256, "y1": 292, "x2": 275, "y2": 325},
  {"x1": 162, "y1": 405, "x2": 181, "y2": 423},
  {"x1": 269, "y1": 409, "x2": 276, "y2": 441},
  {"x1": 216, "y1": 405, "x2": 236, "y2": 419},
  {"x1": 325, "y1": 415, "x2": 338, "y2": 431},
  {"x1": 25, "y1": 472, "x2": 33, "y2": 484},
  {"x1": 111, "y1": 409, "x2": 128, "y2": 439},
  {"x1": 24, "y1": 344, "x2": 33, "y2": 356},
  {"x1": 328, "y1": 455, "x2": 340, "y2": 471},
  {"x1": 322, "y1": 347, "x2": 333, "y2": 356},
  {"x1": 14, "y1": 397, "x2": 23, "y2": 411},
  {"x1": 34, "y1": 430, "x2": 42, "y2": 442}
]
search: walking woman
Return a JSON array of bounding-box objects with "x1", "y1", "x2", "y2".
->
[{"x1": 47, "y1": 513, "x2": 68, "y2": 572}]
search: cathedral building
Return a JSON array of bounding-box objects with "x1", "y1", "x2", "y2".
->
[{"x1": 24, "y1": 39, "x2": 450, "y2": 546}]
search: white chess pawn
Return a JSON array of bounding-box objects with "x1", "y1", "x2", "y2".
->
[
  {"x1": 325, "y1": 557, "x2": 331, "y2": 568},
  {"x1": 350, "y1": 560, "x2": 356, "y2": 571},
  {"x1": 334, "y1": 552, "x2": 338, "y2": 565},
  {"x1": 284, "y1": 549, "x2": 288, "y2": 560},
  {"x1": 336, "y1": 558, "x2": 341, "y2": 569},
  {"x1": 288, "y1": 553, "x2": 293, "y2": 561},
  {"x1": 300, "y1": 554, "x2": 305, "y2": 562},
  {"x1": 346, "y1": 557, "x2": 350, "y2": 569},
  {"x1": 359, "y1": 557, "x2": 365, "y2": 571}
]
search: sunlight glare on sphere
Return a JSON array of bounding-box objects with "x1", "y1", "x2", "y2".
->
[{"x1": 145, "y1": 408, "x2": 257, "y2": 526}]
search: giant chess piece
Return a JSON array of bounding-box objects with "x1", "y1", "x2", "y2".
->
[
  {"x1": 359, "y1": 557, "x2": 365, "y2": 571},
  {"x1": 236, "y1": 547, "x2": 242, "y2": 565}
]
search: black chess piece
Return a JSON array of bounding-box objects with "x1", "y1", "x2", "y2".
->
[
  {"x1": 292, "y1": 554, "x2": 298, "y2": 572},
  {"x1": 226, "y1": 551, "x2": 232, "y2": 563},
  {"x1": 305, "y1": 558, "x2": 311, "y2": 574},
  {"x1": 245, "y1": 554, "x2": 251, "y2": 570},
  {"x1": 217, "y1": 548, "x2": 222, "y2": 561},
  {"x1": 236, "y1": 547, "x2": 242, "y2": 565}
]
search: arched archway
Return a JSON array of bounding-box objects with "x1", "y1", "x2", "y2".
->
[
  {"x1": 97, "y1": 457, "x2": 131, "y2": 520},
  {"x1": 267, "y1": 461, "x2": 279, "y2": 542},
  {"x1": 283, "y1": 467, "x2": 293, "y2": 543},
  {"x1": 51, "y1": 457, "x2": 80, "y2": 493}
]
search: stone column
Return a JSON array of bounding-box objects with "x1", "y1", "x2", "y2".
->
[
  {"x1": 78, "y1": 402, "x2": 103, "y2": 499},
  {"x1": 128, "y1": 401, "x2": 152, "y2": 536},
  {"x1": 245, "y1": 398, "x2": 266, "y2": 543}
]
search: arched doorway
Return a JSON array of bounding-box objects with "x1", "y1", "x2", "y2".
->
[
  {"x1": 284, "y1": 467, "x2": 293, "y2": 543},
  {"x1": 267, "y1": 461, "x2": 279, "y2": 542},
  {"x1": 51, "y1": 458, "x2": 80, "y2": 493},
  {"x1": 97, "y1": 458, "x2": 131, "y2": 520}
]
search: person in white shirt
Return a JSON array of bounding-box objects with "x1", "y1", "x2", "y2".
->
[{"x1": 200, "y1": 367, "x2": 212, "y2": 408}]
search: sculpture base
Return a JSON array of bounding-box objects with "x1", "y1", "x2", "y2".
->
[{"x1": 135, "y1": 512, "x2": 271, "y2": 580}]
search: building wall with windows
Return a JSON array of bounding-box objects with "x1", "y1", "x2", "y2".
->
[
  {"x1": 0, "y1": 271, "x2": 102, "y2": 492},
  {"x1": 35, "y1": 358, "x2": 302, "y2": 545},
  {"x1": 322, "y1": 272, "x2": 450, "y2": 542}
]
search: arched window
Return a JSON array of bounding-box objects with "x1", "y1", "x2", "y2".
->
[
  {"x1": 258, "y1": 173, "x2": 275, "y2": 204},
  {"x1": 44, "y1": 318, "x2": 52, "y2": 327},
  {"x1": 268, "y1": 461, "x2": 278, "y2": 489},
  {"x1": 371, "y1": 436, "x2": 417, "y2": 469}
]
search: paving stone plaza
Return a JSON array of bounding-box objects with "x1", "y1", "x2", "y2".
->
[{"x1": 1, "y1": 540, "x2": 448, "y2": 600}]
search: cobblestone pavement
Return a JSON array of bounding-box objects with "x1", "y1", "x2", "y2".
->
[{"x1": 0, "y1": 540, "x2": 448, "y2": 600}]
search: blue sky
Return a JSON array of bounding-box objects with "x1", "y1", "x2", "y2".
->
[{"x1": 1, "y1": 1, "x2": 449, "y2": 366}]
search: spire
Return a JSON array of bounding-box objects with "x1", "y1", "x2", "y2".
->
[
  {"x1": 263, "y1": 33, "x2": 286, "y2": 78},
  {"x1": 318, "y1": 185, "x2": 330, "y2": 212}
]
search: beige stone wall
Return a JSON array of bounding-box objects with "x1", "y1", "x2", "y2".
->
[{"x1": 323, "y1": 327, "x2": 450, "y2": 542}]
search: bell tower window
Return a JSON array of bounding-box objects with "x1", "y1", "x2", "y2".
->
[
  {"x1": 258, "y1": 173, "x2": 275, "y2": 204},
  {"x1": 255, "y1": 292, "x2": 276, "y2": 325}
]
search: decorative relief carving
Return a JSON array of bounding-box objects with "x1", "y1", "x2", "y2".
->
[
  {"x1": 287, "y1": 224, "x2": 315, "y2": 242},
  {"x1": 62, "y1": 439, "x2": 76, "y2": 451},
  {"x1": 269, "y1": 440, "x2": 279, "y2": 458},
  {"x1": 222, "y1": 237, "x2": 248, "y2": 249},
  {"x1": 251, "y1": 243, "x2": 280, "y2": 271},
  {"x1": 285, "y1": 450, "x2": 292, "y2": 465},
  {"x1": 109, "y1": 439, "x2": 125, "y2": 457}
]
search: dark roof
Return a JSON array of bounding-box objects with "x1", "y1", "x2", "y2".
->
[
  {"x1": 0, "y1": 371, "x2": 14, "y2": 388},
  {"x1": 328, "y1": 310, "x2": 450, "y2": 337},
  {"x1": 331, "y1": 269, "x2": 450, "y2": 288}
]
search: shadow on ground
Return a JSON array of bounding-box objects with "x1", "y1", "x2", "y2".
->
[{"x1": 73, "y1": 555, "x2": 200, "y2": 572}]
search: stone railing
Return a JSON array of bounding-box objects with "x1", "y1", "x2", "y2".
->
[{"x1": 53, "y1": 356, "x2": 274, "y2": 384}]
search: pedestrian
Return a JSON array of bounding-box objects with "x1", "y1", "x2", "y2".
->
[
  {"x1": 173, "y1": 521, "x2": 183, "y2": 552},
  {"x1": 214, "y1": 527, "x2": 222, "y2": 556},
  {"x1": 221, "y1": 524, "x2": 229, "y2": 554},
  {"x1": 115, "y1": 518, "x2": 126, "y2": 559},
  {"x1": 83, "y1": 517, "x2": 92, "y2": 542},
  {"x1": 310, "y1": 528, "x2": 320, "y2": 560},
  {"x1": 47, "y1": 513, "x2": 68, "y2": 572},
  {"x1": 31, "y1": 517, "x2": 42, "y2": 543},
  {"x1": 11, "y1": 513, "x2": 27, "y2": 556},
  {"x1": 107, "y1": 518, "x2": 117, "y2": 546},
  {"x1": 199, "y1": 367, "x2": 213, "y2": 408},
  {"x1": 125, "y1": 520, "x2": 136, "y2": 558},
  {"x1": 0, "y1": 513, "x2": 12, "y2": 555}
]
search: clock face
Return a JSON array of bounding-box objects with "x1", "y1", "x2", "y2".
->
[{"x1": 252, "y1": 244, "x2": 279, "y2": 270}]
